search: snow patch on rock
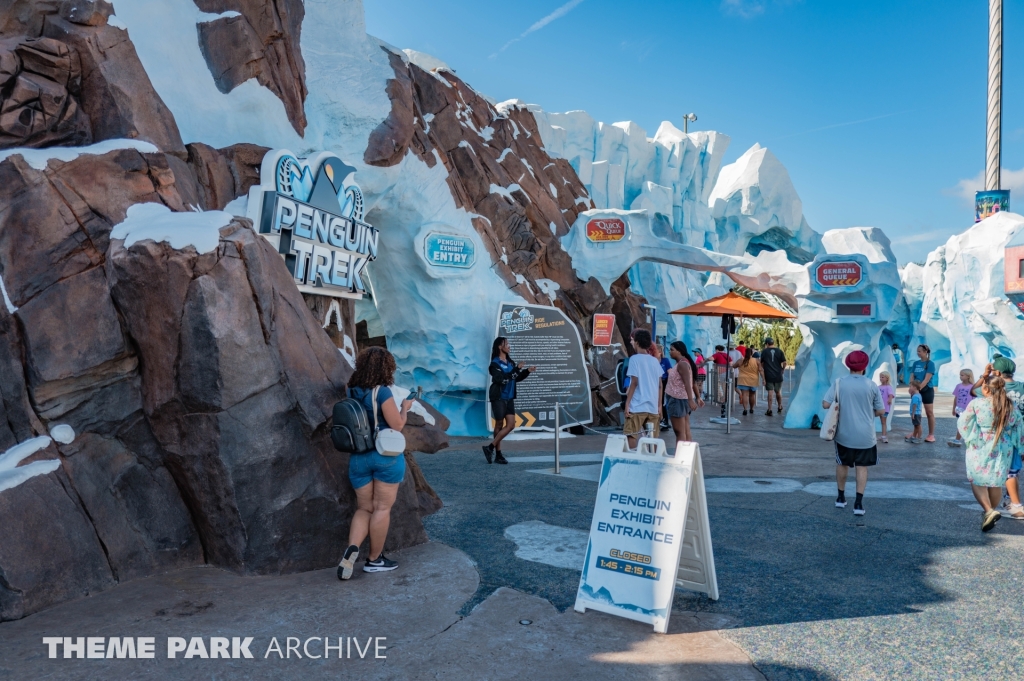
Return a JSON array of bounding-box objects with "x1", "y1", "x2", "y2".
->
[
  {"x1": 197, "y1": 10, "x2": 241, "y2": 22},
  {"x1": 0, "y1": 436, "x2": 60, "y2": 494},
  {"x1": 0, "y1": 273, "x2": 16, "y2": 313},
  {"x1": 536, "y1": 278, "x2": 560, "y2": 299},
  {"x1": 48, "y1": 425, "x2": 76, "y2": 445},
  {"x1": 111, "y1": 203, "x2": 233, "y2": 254},
  {"x1": 0, "y1": 139, "x2": 158, "y2": 170},
  {"x1": 223, "y1": 195, "x2": 248, "y2": 217}
]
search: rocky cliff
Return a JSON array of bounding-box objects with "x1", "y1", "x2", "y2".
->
[{"x1": 0, "y1": 1, "x2": 445, "y2": 622}]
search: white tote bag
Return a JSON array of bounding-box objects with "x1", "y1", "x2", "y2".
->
[
  {"x1": 820, "y1": 379, "x2": 840, "y2": 441},
  {"x1": 372, "y1": 387, "x2": 407, "y2": 456}
]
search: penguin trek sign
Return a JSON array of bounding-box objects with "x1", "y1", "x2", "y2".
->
[{"x1": 246, "y1": 150, "x2": 380, "y2": 299}]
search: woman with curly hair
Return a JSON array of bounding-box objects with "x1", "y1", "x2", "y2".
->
[{"x1": 338, "y1": 347, "x2": 413, "y2": 580}]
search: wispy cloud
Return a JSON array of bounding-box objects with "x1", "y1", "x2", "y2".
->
[
  {"x1": 721, "y1": 0, "x2": 767, "y2": 18},
  {"x1": 946, "y1": 167, "x2": 1024, "y2": 206},
  {"x1": 776, "y1": 109, "x2": 913, "y2": 140},
  {"x1": 890, "y1": 231, "x2": 945, "y2": 246},
  {"x1": 721, "y1": 0, "x2": 802, "y2": 19},
  {"x1": 491, "y1": 0, "x2": 586, "y2": 58}
]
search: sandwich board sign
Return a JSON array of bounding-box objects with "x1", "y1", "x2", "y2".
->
[{"x1": 574, "y1": 436, "x2": 718, "y2": 633}]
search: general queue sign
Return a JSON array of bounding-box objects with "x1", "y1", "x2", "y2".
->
[
  {"x1": 586, "y1": 217, "x2": 626, "y2": 243},
  {"x1": 247, "y1": 150, "x2": 380, "y2": 299},
  {"x1": 815, "y1": 260, "x2": 862, "y2": 288}
]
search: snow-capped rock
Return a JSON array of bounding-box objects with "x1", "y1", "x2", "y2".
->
[
  {"x1": 911, "y1": 212, "x2": 1024, "y2": 390},
  {"x1": 710, "y1": 143, "x2": 822, "y2": 263}
]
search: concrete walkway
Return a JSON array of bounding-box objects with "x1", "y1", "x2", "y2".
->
[
  {"x1": 0, "y1": 541, "x2": 764, "y2": 680},
  {"x1": 422, "y1": 387, "x2": 1024, "y2": 680},
  {"x1": 3, "y1": 387, "x2": 1020, "y2": 680}
]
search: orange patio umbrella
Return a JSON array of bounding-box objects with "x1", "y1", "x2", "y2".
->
[
  {"x1": 670, "y1": 291, "x2": 795, "y2": 432},
  {"x1": 669, "y1": 291, "x2": 795, "y2": 319}
]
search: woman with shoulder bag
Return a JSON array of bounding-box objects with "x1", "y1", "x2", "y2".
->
[
  {"x1": 338, "y1": 347, "x2": 413, "y2": 580},
  {"x1": 483, "y1": 337, "x2": 534, "y2": 465}
]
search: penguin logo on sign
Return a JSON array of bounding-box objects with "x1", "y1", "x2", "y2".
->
[{"x1": 274, "y1": 154, "x2": 362, "y2": 220}]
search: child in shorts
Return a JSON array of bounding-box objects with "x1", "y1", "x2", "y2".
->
[
  {"x1": 907, "y1": 379, "x2": 923, "y2": 444},
  {"x1": 877, "y1": 371, "x2": 895, "y2": 443}
]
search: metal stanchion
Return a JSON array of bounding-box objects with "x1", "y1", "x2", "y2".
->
[
  {"x1": 554, "y1": 403, "x2": 561, "y2": 474},
  {"x1": 726, "y1": 363, "x2": 733, "y2": 434}
]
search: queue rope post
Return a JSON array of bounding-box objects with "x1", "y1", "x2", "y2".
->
[
  {"x1": 725, "y1": 318, "x2": 733, "y2": 435},
  {"x1": 554, "y1": 403, "x2": 561, "y2": 474}
]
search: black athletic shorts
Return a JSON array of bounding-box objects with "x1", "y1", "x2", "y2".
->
[
  {"x1": 835, "y1": 442, "x2": 878, "y2": 467},
  {"x1": 920, "y1": 387, "x2": 935, "y2": 405},
  {"x1": 492, "y1": 398, "x2": 515, "y2": 421}
]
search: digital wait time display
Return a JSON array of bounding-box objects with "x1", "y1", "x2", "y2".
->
[{"x1": 835, "y1": 303, "x2": 873, "y2": 317}]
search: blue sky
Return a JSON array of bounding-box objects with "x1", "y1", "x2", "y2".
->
[{"x1": 364, "y1": 0, "x2": 1024, "y2": 264}]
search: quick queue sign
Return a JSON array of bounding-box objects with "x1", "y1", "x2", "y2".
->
[{"x1": 586, "y1": 218, "x2": 627, "y2": 243}]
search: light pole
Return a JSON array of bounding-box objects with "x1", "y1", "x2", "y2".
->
[
  {"x1": 986, "y1": 0, "x2": 1003, "y2": 191},
  {"x1": 683, "y1": 113, "x2": 697, "y2": 134}
]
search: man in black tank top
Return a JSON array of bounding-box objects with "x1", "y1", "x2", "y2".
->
[{"x1": 760, "y1": 338, "x2": 787, "y2": 416}]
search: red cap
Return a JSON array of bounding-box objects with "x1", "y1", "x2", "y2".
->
[{"x1": 845, "y1": 350, "x2": 870, "y2": 372}]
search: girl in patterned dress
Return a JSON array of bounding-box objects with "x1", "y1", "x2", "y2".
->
[{"x1": 958, "y1": 374, "x2": 1023, "y2": 532}]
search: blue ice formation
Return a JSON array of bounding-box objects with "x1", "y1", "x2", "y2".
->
[
  {"x1": 517, "y1": 104, "x2": 823, "y2": 352},
  {"x1": 784, "y1": 228, "x2": 902, "y2": 429},
  {"x1": 901, "y1": 212, "x2": 1024, "y2": 391}
]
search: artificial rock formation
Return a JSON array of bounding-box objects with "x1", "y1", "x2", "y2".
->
[
  {"x1": 0, "y1": 142, "x2": 440, "y2": 621},
  {"x1": 365, "y1": 50, "x2": 647, "y2": 425},
  {"x1": 193, "y1": 0, "x2": 307, "y2": 136},
  {"x1": 0, "y1": 0, "x2": 184, "y2": 152}
]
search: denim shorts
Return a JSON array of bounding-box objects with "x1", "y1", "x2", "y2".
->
[
  {"x1": 665, "y1": 396, "x2": 691, "y2": 418},
  {"x1": 1010, "y1": 450, "x2": 1022, "y2": 479},
  {"x1": 348, "y1": 451, "x2": 406, "y2": 489}
]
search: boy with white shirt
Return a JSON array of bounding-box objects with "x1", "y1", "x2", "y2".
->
[{"x1": 624, "y1": 329, "x2": 663, "y2": 448}]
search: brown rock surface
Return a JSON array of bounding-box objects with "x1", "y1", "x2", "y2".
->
[
  {"x1": 193, "y1": 0, "x2": 307, "y2": 136},
  {"x1": 42, "y1": 13, "x2": 185, "y2": 152},
  {"x1": 0, "y1": 35, "x2": 91, "y2": 148},
  {"x1": 0, "y1": 145, "x2": 440, "y2": 621},
  {"x1": 0, "y1": 1, "x2": 184, "y2": 152}
]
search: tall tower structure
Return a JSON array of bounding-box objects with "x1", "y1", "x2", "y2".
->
[{"x1": 986, "y1": 0, "x2": 1003, "y2": 191}]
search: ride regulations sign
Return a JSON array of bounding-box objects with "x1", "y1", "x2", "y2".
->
[
  {"x1": 488, "y1": 303, "x2": 593, "y2": 431},
  {"x1": 574, "y1": 437, "x2": 718, "y2": 633}
]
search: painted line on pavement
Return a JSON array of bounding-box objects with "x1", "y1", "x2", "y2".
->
[
  {"x1": 505, "y1": 453, "x2": 603, "y2": 463},
  {"x1": 526, "y1": 468, "x2": 976, "y2": 501}
]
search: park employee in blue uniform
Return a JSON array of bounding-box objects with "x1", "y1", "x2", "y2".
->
[{"x1": 483, "y1": 336, "x2": 534, "y2": 465}]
